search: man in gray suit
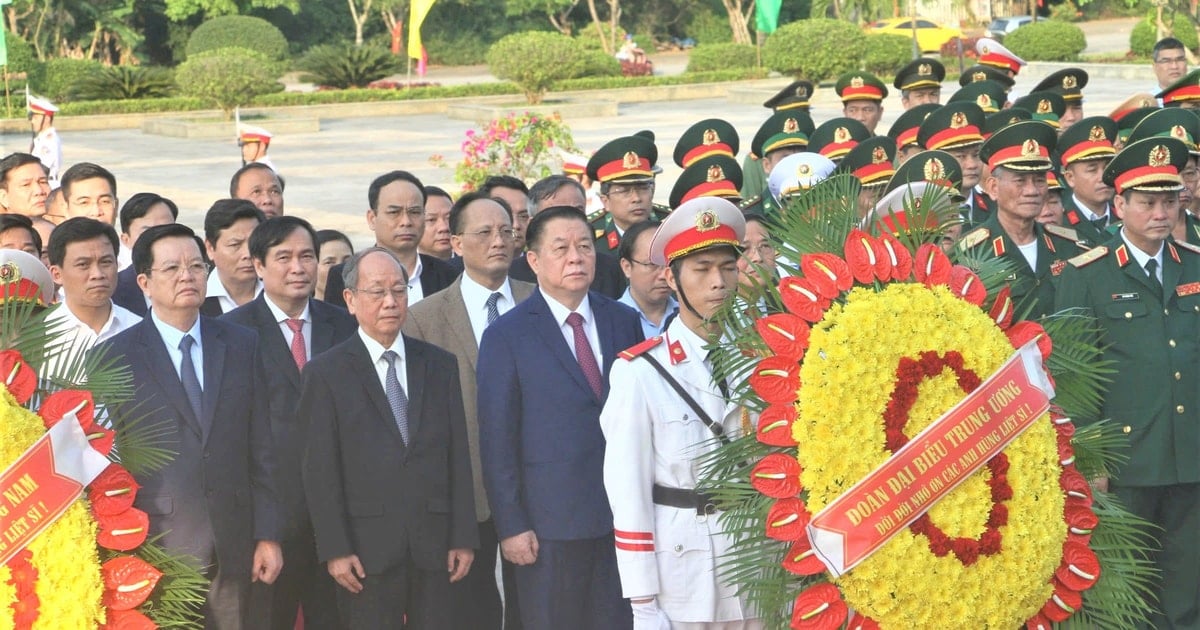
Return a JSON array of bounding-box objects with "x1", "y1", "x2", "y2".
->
[{"x1": 405, "y1": 191, "x2": 535, "y2": 629}]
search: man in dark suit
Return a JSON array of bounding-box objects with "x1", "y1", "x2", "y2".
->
[
  {"x1": 98, "y1": 223, "x2": 281, "y2": 628},
  {"x1": 302, "y1": 247, "x2": 478, "y2": 628},
  {"x1": 478, "y1": 205, "x2": 643, "y2": 630},
  {"x1": 203, "y1": 199, "x2": 265, "y2": 316},
  {"x1": 324, "y1": 171, "x2": 458, "y2": 308},
  {"x1": 220, "y1": 216, "x2": 357, "y2": 630},
  {"x1": 404, "y1": 192, "x2": 535, "y2": 629}
]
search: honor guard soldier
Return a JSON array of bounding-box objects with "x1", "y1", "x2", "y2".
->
[
  {"x1": 1012, "y1": 91, "x2": 1067, "y2": 131},
  {"x1": 668, "y1": 155, "x2": 742, "y2": 209},
  {"x1": 600, "y1": 197, "x2": 763, "y2": 630},
  {"x1": 975, "y1": 38, "x2": 1026, "y2": 77},
  {"x1": 960, "y1": 120, "x2": 1085, "y2": 319},
  {"x1": 1053, "y1": 135, "x2": 1200, "y2": 630},
  {"x1": 1032, "y1": 68, "x2": 1088, "y2": 131},
  {"x1": 740, "y1": 111, "x2": 815, "y2": 217},
  {"x1": 836, "y1": 136, "x2": 897, "y2": 219},
  {"x1": 894, "y1": 57, "x2": 945, "y2": 109},
  {"x1": 808, "y1": 117, "x2": 871, "y2": 165},
  {"x1": 1156, "y1": 68, "x2": 1200, "y2": 110},
  {"x1": 889, "y1": 103, "x2": 939, "y2": 164},
  {"x1": 958, "y1": 64, "x2": 1016, "y2": 91},
  {"x1": 1057, "y1": 116, "x2": 1118, "y2": 245},
  {"x1": 27, "y1": 94, "x2": 62, "y2": 189},
  {"x1": 587, "y1": 134, "x2": 666, "y2": 253},
  {"x1": 948, "y1": 80, "x2": 1007, "y2": 114},
  {"x1": 238, "y1": 124, "x2": 276, "y2": 171},
  {"x1": 835, "y1": 71, "x2": 887, "y2": 133},
  {"x1": 741, "y1": 81, "x2": 814, "y2": 200},
  {"x1": 767, "y1": 153, "x2": 838, "y2": 210},
  {"x1": 1126, "y1": 107, "x2": 1200, "y2": 245},
  {"x1": 919, "y1": 102, "x2": 990, "y2": 227}
]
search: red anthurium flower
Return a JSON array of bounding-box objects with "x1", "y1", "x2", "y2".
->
[
  {"x1": 912, "y1": 244, "x2": 952, "y2": 287},
  {"x1": 790, "y1": 582, "x2": 848, "y2": 630},
  {"x1": 102, "y1": 555, "x2": 163, "y2": 611},
  {"x1": 1041, "y1": 580, "x2": 1083, "y2": 622},
  {"x1": 1053, "y1": 417, "x2": 1076, "y2": 442},
  {"x1": 102, "y1": 608, "x2": 157, "y2": 630},
  {"x1": 750, "y1": 453, "x2": 803, "y2": 498},
  {"x1": 89, "y1": 465, "x2": 140, "y2": 517},
  {"x1": 1006, "y1": 321, "x2": 1053, "y2": 360},
  {"x1": 779, "y1": 276, "x2": 833, "y2": 323},
  {"x1": 989, "y1": 286, "x2": 1015, "y2": 330},
  {"x1": 748, "y1": 357, "x2": 801, "y2": 405},
  {"x1": 757, "y1": 405, "x2": 798, "y2": 447},
  {"x1": 1064, "y1": 504, "x2": 1099, "y2": 542},
  {"x1": 843, "y1": 230, "x2": 887, "y2": 284},
  {"x1": 0, "y1": 350, "x2": 36, "y2": 405},
  {"x1": 87, "y1": 424, "x2": 116, "y2": 456},
  {"x1": 38, "y1": 389, "x2": 95, "y2": 430},
  {"x1": 1056, "y1": 540, "x2": 1101, "y2": 591},
  {"x1": 96, "y1": 508, "x2": 150, "y2": 551},
  {"x1": 1025, "y1": 611, "x2": 1054, "y2": 630},
  {"x1": 756, "y1": 314, "x2": 811, "y2": 361},
  {"x1": 1057, "y1": 439, "x2": 1075, "y2": 466},
  {"x1": 948, "y1": 266, "x2": 987, "y2": 306},
  {"x1": 765, "y1": 497, "x2": 811, "y2": 541},
  {"x1": 781, "y1": 536, "x2": 826, "y2": 576},
  {"x1": 800, "y1": 253, "x2": 853, "y2": 299},
  {"x1": 846, "y1": 611, "x2": 881, "y2": 630},
  {"x1": 1059, "y1": 467, "x2": 1093, "y2": 508},
  {"x1": 878, "y1": 232, "x2": 913, "y2": 281}
]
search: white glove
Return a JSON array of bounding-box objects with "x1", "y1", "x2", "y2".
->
[{"x1": 631, "y1": 599, "x2": 671, "y2": 630}]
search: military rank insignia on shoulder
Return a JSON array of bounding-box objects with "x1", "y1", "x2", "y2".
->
[
  {"x1": 958, "y1": 227, "x2": 989, "y2": 250},
  {"x1": 738, "y1": 194, "x2": 762, "y2": 210},
  {"x1": 618, "y1": 336, "x2": 663, "y2": 361},
  {"x1": 1043, "y1": 223, "x2": 1081, "y2": 243},
  {"x1": 1068, "y1": 245, "x2": 1107, "y2": 268},
  {"x1": 1173, "y1": 239, "x2": 1200, "y2": 255}
]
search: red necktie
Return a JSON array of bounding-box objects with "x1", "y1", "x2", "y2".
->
[
  {"x1": 566, "y1": 312, "x2": 602, "y2": 399},
  {"x1": 285, "y1": 319, "x2": 306, "y2": 370}
]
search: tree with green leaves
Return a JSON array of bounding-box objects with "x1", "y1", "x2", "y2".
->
[{"x1": 162, "y1": 0, "x2": 297, "y2": 21}]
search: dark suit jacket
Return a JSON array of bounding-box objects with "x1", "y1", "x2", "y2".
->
[
  {"x1": 220, "y1": 295, "x2": 357, "y2": 541},
  {"x1": 302, "y1": 334, "x2": 479, "y2": 574},
  {"x1": 508, "y1": 250, "x2": 628, "y2": 299},
  {"x1": 112, "y1": 266, "x2": 147, "y2": 317},
  {"x1": 477, "y1": 290, "x2": 642, "y2": 542},
  {"x1": 324, "y1": 252, "x2": 459, "y2": 309},
  {"x1": 97, "y1": 317, "x2": 279, "y2": 575},
  {"x1": 403, "y1": 276, "x2": 536, "y2": 524}
]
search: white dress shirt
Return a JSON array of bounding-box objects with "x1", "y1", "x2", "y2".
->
[
  {"x1": 1071, "y1": 194, "x2": 1110, "y2": 222},
  {"x1": 459, "y1": 273, "x2": 516, "y2": 346},
  {"x1": 542, "y1": 290, "x2": 603, "y2": 367},
  {"x1": 406, "y1": 256, "x2": 426, "y2": 305},
  {"x1": 151, "y1": 310, "x2": 204, "y2": 388},
  {"x1": 205, "y1": 271, "x2": 263, "y2": 314},
  {"x1": 1121, "y1": 230, "x2": 1164, "y2": 283},
  {"x1": 358, "y1": 328, "x2": 408, "y2": 395},
  {"x1": 263, "y1": 295, "x2": 312, "y2": 362},
  {"x1": 43, "y1": 300, "x2": 140, "y2": 380}
]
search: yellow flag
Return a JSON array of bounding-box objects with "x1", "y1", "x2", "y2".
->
[{"x1": 408, "y1": 0, "x2": 437, "y2": 59}]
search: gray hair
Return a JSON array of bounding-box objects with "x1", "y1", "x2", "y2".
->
[
  {"x1": 529, "y1": 175, "x2": 587, "y2": 213},
  {"x1": 341, "y1": 246, "x2": 408, "y2": 289}
]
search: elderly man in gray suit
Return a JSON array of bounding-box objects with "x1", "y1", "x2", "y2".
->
[{"x1": 404, "y1": 191, "x2": 534, "y2": 629}]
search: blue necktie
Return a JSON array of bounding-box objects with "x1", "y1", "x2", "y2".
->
[
  {"x1": 486, "y1": 292, "x2": 502, "y2": 326},
  {"x1": 382, "y1": 351, "x2": 410, "y2": 444},
  {"x1": 178, "y1": 334, "x2": 203, "y2": 420}
]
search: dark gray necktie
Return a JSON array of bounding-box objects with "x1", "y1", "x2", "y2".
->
[
  {"x1": 382, "y1": 350, "x2": 410, "y2": 445},
  {"x1": 178, "y1": 334, "x2": 203, "y2": 420},
  {"x1": 486, "y1": 292, "x2": 502, "y2": 326},
  {"x1": 1145, "y1": 259, "x2": 1164, "y2": 298}
]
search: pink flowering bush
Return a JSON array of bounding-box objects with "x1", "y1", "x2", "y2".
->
[{"x1": 429, "y1": 112, "x2": 580, "y2": 191}]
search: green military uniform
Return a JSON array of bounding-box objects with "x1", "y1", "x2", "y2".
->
[
  {"x1": 1057, "y1": 116, "x2": 1119, "y2": 247},
  {"x1": 888, "y1": 103, "x2": 939, "y2": 156},
  {"x1": 1053, "y1": 135, "x2": 1199, "y2": 629},
  {"x1": 741, "y1": 81, "x2": 814, "y2": 200},
  {"x1": 883, "y1": 149, "x2": 965, "y2": 199},
  {"x1": 740, "y1": 110, "x2": 814, "y2": 218},
  {"x1": 668, "y1": 154, "x2": 742, "y2": 208},
  {"x1": 585, "y1": 134, "x2": 666, "y2": 252},
  {"x1": 949, "y1": 80, "x2": 1007, "y2": 114},
  {"x1": 984, "y1": 108, "x2": 1031, "y2": 140},
  {"x1": 893, "y1": 58, "x2": 944, "y2": 97},
  {"x1": 958, "y1": 64, "x2": 1015, "y2": 90},
  {"x1": 808, "y1": 117, "x2": 871, "y2": 164},
  {"x1": 1126, "y1": 108, "x2": 1200, "y2": 250},
  {"x1": 1011, "y1": 91, "x2": 1066, "y2": 130},
  {"x1": 1157, "y1": 67, "x2": 1200, "y2": 108}
]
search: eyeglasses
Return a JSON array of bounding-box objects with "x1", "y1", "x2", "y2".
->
[
  {"x1": 460, "y1": 227, "x2": 515, "y2": 241},
  {"x1": 1182, "y1": 167, "x2": 1200, "y2": 183},
  {"x1": 606, "y1": 182, "x2": 653, "y2": 197},
  {"x1": 148, "y1": 261, "x2": 209, "y2": 277},
  {"x1": 629, "y1": 258, "x2": 665, "y2": 272},
  {"x1": 742, "y1": 242, "x2": 776, "y2": 257},
  {"x1": 1156, "y1": 55, "x2": 1187, "y2": 65},
  {"x1": 353, "y1": 286, "x2": 408, "y2": 301}
]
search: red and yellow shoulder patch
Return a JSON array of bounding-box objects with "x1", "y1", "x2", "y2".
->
[{"x1": 618, "y1": 336, "x2": 663, "y2": 361}]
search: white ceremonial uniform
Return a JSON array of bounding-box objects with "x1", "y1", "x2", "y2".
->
[
  {"x1": 31, "y1": 127, "x2": 63, "y2": 188},
  {"x1": 600, "y1": 317, "x2": 761, "y2": 628}
]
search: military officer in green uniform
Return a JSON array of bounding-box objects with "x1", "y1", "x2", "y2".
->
[
  {"x1": 738, "y1": 110, "x2": 815, "y2": 217},
  {"x1": 668, "y1": 154, "x2": 742, "y2": 209},
  {"x1": 1125, "y1": 108, "x2": 1200, "y2": 246},
  {"x1": 894, "y1": 57, "x2": 944, "y2": 110},
  {"x1": 1157, "y1": 68, "x2": 1200, "y2": 110},
  {"x1": 958, "y1": 120, "x2": 1085, "y2": 319},
  {"x1": 1012, "y1": 91, "x2": 1067, "y2": 131},
  {"x1": 882, "y1": 149, "x2": 965, "y2": 245},
  {"x1": 948, "y1": 80, "x2": 1007, "y2": 114},
  {"x1": 888, "y1": 103, "x2": 939, "y2": 164},
  {"x1": 740, "y1": 80, "x2": 814, "y2": 201},
  {"x1": 835, "y1": 136, "x2": 896, "y2": 219},
  {"x1": 835, "y1": 71, "x2": 888, "y2": 134},
  {"x1": 1031, "y1": 68, "x2": 1088, "y2": 131},
  {"x1": 917, "y1": 101, "x2": 990, "y2": 228},
  {"x1": 807, "y1": 117, "x2": 870, "y2": 165},
  {"x1": 958, "y1": 64, "x2": 1015, "y2": 91},
  {"x1": 1054, "y1": 135, "x2": 1200, "y2": 630},
  {"x1": 586, "y1": 133, "x2": 666, "y2": 253},
  {"x1": 983, "y1": 108, "x2": 1031, "y2": 140},
  {"x1": 1057, "y1": 116, "x2": 1118, "y2": 246}
]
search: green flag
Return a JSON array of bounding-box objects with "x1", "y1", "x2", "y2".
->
[{"x1": 756, "y1": 0, "x2": 783, "y2": 34}]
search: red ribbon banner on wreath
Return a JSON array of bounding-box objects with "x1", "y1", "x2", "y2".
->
[{"x1": 807, "y1": 339, "x2": 1054, "y2": 576}]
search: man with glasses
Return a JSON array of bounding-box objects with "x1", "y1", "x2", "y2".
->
[
  {"x1": 405, "y1": 192, "x2": 536, "y2": 629},
  {"x1": 586, "y1": 135, "x2": 666, "y2": 254},
  {"x1": 1152, "y1": 37, "x2": 1189, "y2": 98},
  {"x1": 617, "y1": 220, "x2": 676, "y2": 339}
]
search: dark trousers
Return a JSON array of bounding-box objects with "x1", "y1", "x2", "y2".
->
[
  {"x1": 514, "y1": 535, "x2": 631, "y2": 630},
  {"x1": 203, "y1": 560, "x2": 250, "y2": 630},
  {"x1": 335, "y1": 558, "x2": 452, "y2": 629},
  {"x1": 450, "y1": 519, "x2": 503, "y2": 629},
  {"x1": 1112, "y1": 482, "x2": 1200, "y2": 629},
  {"x1": 249, "y1": 527, "x2": 342, "y2": 630},
  {"x1": 502, "y1": 554, "x2": 522, "y2": 630}
]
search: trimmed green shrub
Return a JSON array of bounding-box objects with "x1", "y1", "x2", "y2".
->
[
  {"x1": 576, "y1": 26, "x2": 629, "y2": 51},
  {"x1": 763, "y1": 19, "x2": 865, "y2": 81},
  {"x1": 864, "y1": 34, "x2": 913, "y2": 76},
  {"x1": 686, "y1": 43, "x2": 757, "y2": 72},
  {"x1": 71, "y1": 66, "x2": 176, "y2": 101},
  {"x1": 425, "y1": 32, "x2": 492, "y2": 66},
  {"x1": 3, "y1": 35, "x2": 42, "y2": 98},
  {"x1": 689, "y1": 9, "x2": 733, "y2": 45},
  {"x1": 487, "y1": 32, "x2": 587, "y2": 104},
  {"x1": 185, "y1": 16, "x2": 289, "y2": 62},
  {"x1": 1131, "y1": 14, "x2": 1199, "y2": 56},
  {"x1": 1004, "y1": 20, "x2": 1086, "y2": 62},
  {"x1": 577, "y1": 50, "x2": 623, "y2": 78},
  {"x1": 298, "y1": 44, "x2": 403, "y2": 89},
  {"x1": 38, "y1": 59, "x2": 102, "y2": 101},
  {"x1": 176, "y1": 48, "x2": 283, "y2": 118}
]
